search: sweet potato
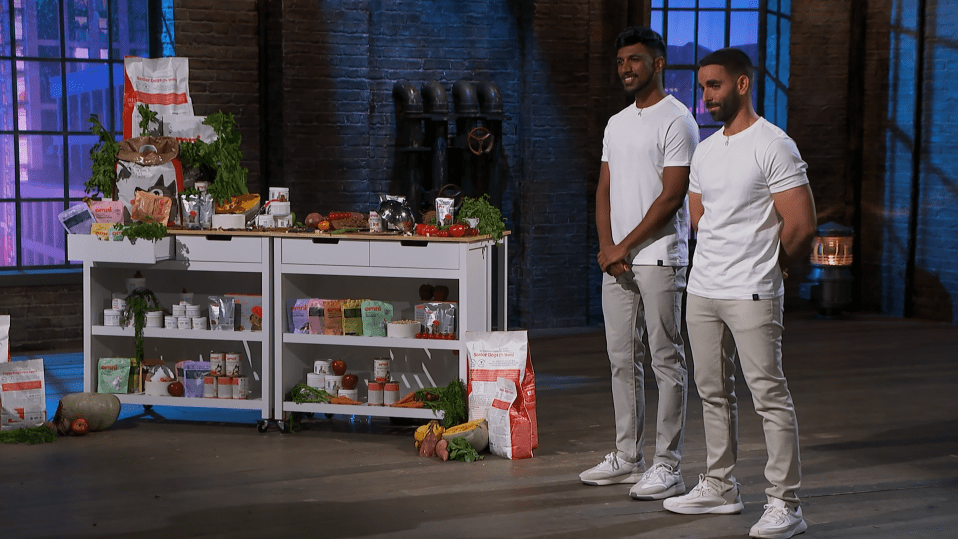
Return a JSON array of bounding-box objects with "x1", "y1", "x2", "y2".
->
[
  {"x1": 419, "y1": 429, "x2": 439, "y2": 457},
  {"x1": 436, "y1": 438, "x2": 449, "y2": 461}
]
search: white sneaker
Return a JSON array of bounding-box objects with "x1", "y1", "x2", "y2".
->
[
  {"x1": 749, "y1": 498, "x2": 807, "y2": 538},
  {"x1": 579, "y1": 451, "x2": 643, "y2": 485},
  {"x1": 629, "y1": 462, "x2": 686, "y2": 500},
  {"x1": 662, "y1": 474, "x2": 745, "y2": 514}
]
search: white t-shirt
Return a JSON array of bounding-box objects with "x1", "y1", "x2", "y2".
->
[
  {"x1": 688, "y1": 118, "x2": 810, "y2": 300},
  {"x1": 602, "y1": 94, "x2": 699, "y2": 266}
]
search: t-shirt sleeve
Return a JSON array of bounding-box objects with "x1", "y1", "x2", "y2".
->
[
  {"x1": 688, "y1": 149, "x2": 702, "y2": 194},
  {"x1": 601, "y1": 122, "x2": 611, "y2": 163},
  {"x1": 763, "y1": 135, "x2": 809, "y2": 193},
  {"x1": 663, "y1": 113, "x2": 699, "y2": 167}
]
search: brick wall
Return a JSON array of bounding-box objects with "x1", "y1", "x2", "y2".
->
[
  {"x1": 1, "y1": 282, "x2": 83, "y2": 353},
  {"x1": 12, "y1": 0, "x2": 954, "y2": 355}
]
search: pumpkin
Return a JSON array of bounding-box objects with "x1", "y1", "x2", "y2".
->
[{"x1": 441, "y1": 418, "x2": 488, "y2": 451}]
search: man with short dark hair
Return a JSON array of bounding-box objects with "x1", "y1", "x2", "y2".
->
[
  {"x1": 580, "y1": 26, "x2": 698, "y2": 502},
  {"x1": 662, "y1": 47, "x2": 816, "y2": 539}
]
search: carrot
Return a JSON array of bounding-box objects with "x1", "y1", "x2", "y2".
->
[
  {"x1": 394, "y1": 392, "x2": 419, "y2": 405},
  {"x1": 329, "y1": 396, "x2": 362, "y2": 405},
  {"x1": 392, "y1": 401, "x2": 424, "y2": 408}
]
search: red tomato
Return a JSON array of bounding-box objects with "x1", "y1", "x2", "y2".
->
[
  {"x1": 71, "y1": 418, "x2": 90, "y2": 436},
  {"x1": 449, "y1": 224, "x2": 467, "y2": 237},
  {"x1": 436, "y1": 230, "x2": 450, "y2": 238},
  {"x1": 168, "y1": 381, "x2": 185, "y2": 397}
]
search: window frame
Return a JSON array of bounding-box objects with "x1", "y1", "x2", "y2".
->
[
  {"x1": 650, "y1": 0, "x2": 788, "y2": 138},
  {"x1": 0, "y1": 0, "x2": 171, "y2": 283}
]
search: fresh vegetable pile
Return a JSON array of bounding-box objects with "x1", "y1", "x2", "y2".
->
[
  {"x1": 458, "y1": 193, "x2": 506, "y2": 241},
  {"x1": 415, "y1": 378, "x2": 467, "y2": 427},
  {"x1": 413, "y1": 419, "x2": 484, "y2": 462},
  {"x1": 0, "y1": 426, "x2": 56, "y2": 444}
]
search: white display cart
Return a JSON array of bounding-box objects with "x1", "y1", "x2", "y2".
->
[
  {"x1": 273, "y1": 233, "x2": 506, "y2": 431},
  {"x1": 68, "y1": 233, "x2": 274, "y2": 429}
]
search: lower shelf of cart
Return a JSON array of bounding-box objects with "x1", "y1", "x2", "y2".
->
[
  {"x1": 116, "y1": 393, "x2": 264, "y2": 410},
  {"x1": 283, "y1": 401, "x2": 443, "y2": 420},
  {"x1": 282, "y1": 332, "x2": 459, "y2": 349}
]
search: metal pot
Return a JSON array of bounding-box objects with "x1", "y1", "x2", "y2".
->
[{"x1": 377, "y1": 199, "x2": 416, "y2": 233}]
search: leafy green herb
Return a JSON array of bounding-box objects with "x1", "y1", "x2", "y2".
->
[
  {"x1": 0, "y1": 426, "x2": 56, "y2": 444},
  {"x1": 85, "y1": 114, "x2": 119, "y2": 198},
  {"x1": 178, "y1": 112, "x2": 249, "y2": 205},
  {"x1": 122, "y1": 287, "x2": 162, "y2": 367},
  {"x1": 416, "y1": 378, "x2": 467, "y2": 427},
  {"x1": 459, "y1": 194, "x2": 506, "y2": 242},
  {"x1": 137, "y1": 104, "x2": 159, "y2": 136},
  {"x1": 288, "y1": 384, "x2": 333, "y2": 404},
  {"x1": 119, "y1": 222, "x2": 168, "y2": 243},
  {"x1": 447, "y1": 437, "x2": 483, "y2": 462}
]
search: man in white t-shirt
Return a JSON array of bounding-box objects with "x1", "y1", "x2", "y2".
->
[
  {"x1": 579, "y1": 26, "x2": 698, "y2": 502},
  {"x1": 662, "y1": 48, "x2": 816, "y2": 539}
]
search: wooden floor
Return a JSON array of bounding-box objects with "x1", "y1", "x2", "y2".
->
[{"x1": 3, "y1": 311, "x2": 957, "y2": 538}]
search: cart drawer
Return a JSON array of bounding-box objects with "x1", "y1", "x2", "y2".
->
[
  {"x1": 175, "y1": 235, "x2": 264, "y2": 263},
  {"x1": 68, "y1": 234, "x2": 173, "y2": 264},
  {"x1": 281, "y1": 237, "x2": 370, "y2": 266},
  {"x1": 370, "y1": 240, "x2": 459, "y2": 270}
]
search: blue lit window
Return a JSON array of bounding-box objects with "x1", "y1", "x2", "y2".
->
[
  {"x1": 0, "y1": 0, "x2": 173, "y2": 270},
  {"x1": 651, "y1": 0, "x2": 790, "y2": 139}
]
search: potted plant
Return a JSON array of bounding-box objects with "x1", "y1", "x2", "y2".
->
[{"x1": 121, "y1": 287, "x2": 162, "y2": 393}]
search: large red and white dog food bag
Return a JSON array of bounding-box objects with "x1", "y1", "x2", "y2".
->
[
  {"x1": 123, "y1": 56, "x2": 193, "y2": 139},
  {"x1": 466, "y1": 331, "x2": 538, "y2": 457}
]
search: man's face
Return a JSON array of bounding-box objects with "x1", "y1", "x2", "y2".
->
[
  {"x1": 616, "y1": 43, "x2": 660, "y2": 96},
  {"x1": 698, "y1": 64, "x2": 743, "y2": 124}
]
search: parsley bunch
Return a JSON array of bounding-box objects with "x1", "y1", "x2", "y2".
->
[{"x1": 178, "y1": 112, "x2": 249, "y2": 205}]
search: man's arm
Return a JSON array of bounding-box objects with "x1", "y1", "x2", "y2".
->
[
  {"x1": 771, "y1": 183, "x2": 817, "y2": 270},
  {"x1": 688, "y1": 191, "x2": 703, "y2": 234},
  {"x1": 596, "y1": 165, "x2": 690, "y2": 271},
  {"x1": 595, "y1": 162, "x2": 628, "y2": 276}
]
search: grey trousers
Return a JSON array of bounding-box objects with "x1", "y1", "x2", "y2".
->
[
  {"x1": 601, "y1": 265, "x2": 688, "y2": 468},
  {"x1": 685, "y1": 293, "x2": 802, "y2": 505}
]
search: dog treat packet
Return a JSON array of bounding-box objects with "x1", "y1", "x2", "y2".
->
[
  {"x1": 361, "y1": 300, "x2": 394, "y2": 337},
  {"x1": 342, "y1": 299, "x2": 368, "y2": 336},
  {"x1": 89, "y1": 200, "x2": 124, "y2": 223},
  {"x1": 97, "y1": 357, "x2": 132, "y2": 394},
  {"x1": 130, "y1": 189, "x2": 173, "y2": 224},
  {"x1": 322, "y1": 300, "x2": 343, "y2": 335},
  {"x1": 208, "y1": 296, "x2": 235, "y2": 331}
]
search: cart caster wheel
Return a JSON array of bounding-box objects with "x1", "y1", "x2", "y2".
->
[
  {"x1": 325, "y1": 413, "x2": 334, "y2": 419},
  {"x1": 256, "y1": 420, "x2": 269, "y2": 433},
  {"x1": 143, "y1": 405, "x2": 153, "y2": 411},
  {"x1": 277, "y1": 420, "x2": 290, "y2": 433},
  {"x1": 305, "y1": 412, "x2": 315, "y2": 418}
]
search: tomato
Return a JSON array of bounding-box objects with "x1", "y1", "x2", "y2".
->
[
  {"x1": 436, "y1": 230, "x2": 450, "y2": 238},
  {"x1": 328, "y1": 212, "x2": 352, "y2": 221},
  {"x1": 415, "y1": 223, "x2": 429, "y2": 236},
  {"x1": 423, "y1": 225, "x2": 438, "y2": 236},
  {"x1": 167, "y1": 381, "x2": 185, "y2": 397},
  {"x1": 449, "y1": 223, "x2": 467, "y2": 238},
  {"x1": 467, "y1": 227, "x2": 479, "y2": 236},
  {"x1": 71, "y1": 418, "x2": 90, "y2": 436}
]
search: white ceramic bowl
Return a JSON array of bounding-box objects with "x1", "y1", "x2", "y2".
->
[{"x1": 386, "y1": 320, "x2": 421, "y2": 338}]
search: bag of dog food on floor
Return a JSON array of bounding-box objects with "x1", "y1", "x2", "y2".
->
[
  {"x1": 0, "y1": 358, "x2": 46, "y2": 430},
  {"x1": 466, "y1": 330, "x2": 538, "y2": 453},
  {"x1": 487, "y1": 376, "x2": 534, "y2": 459}
]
